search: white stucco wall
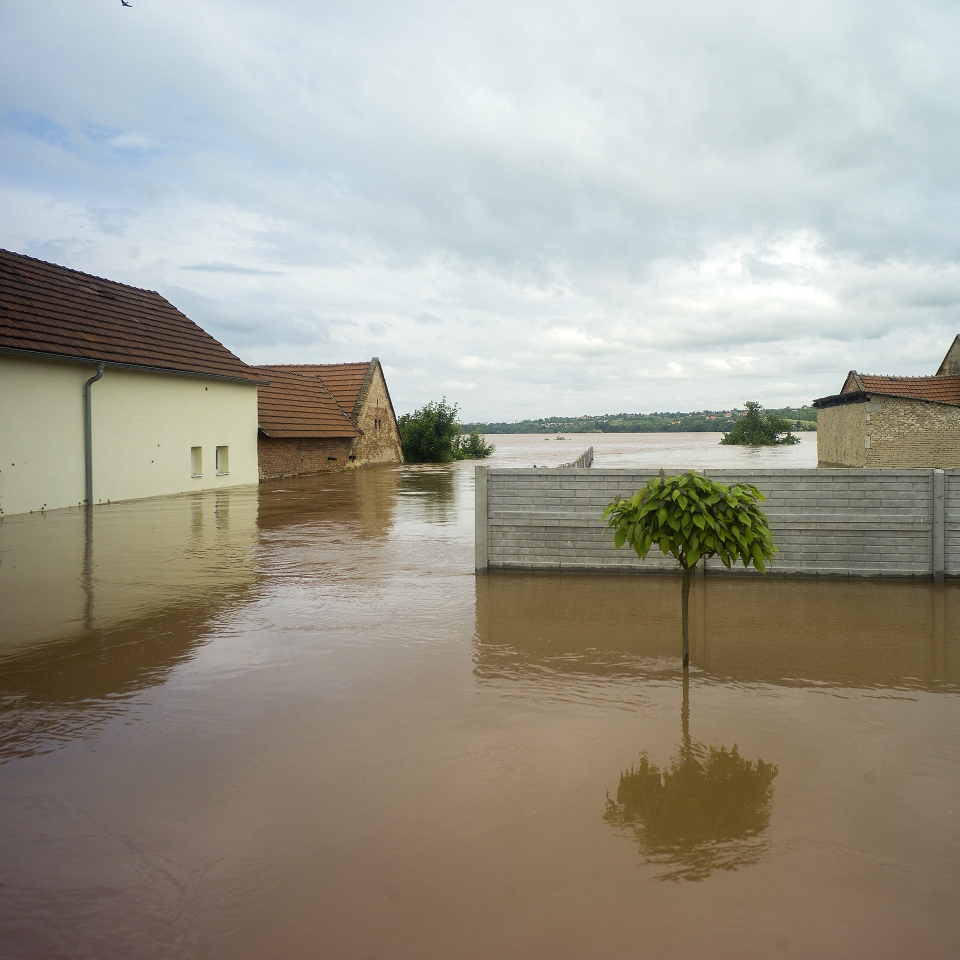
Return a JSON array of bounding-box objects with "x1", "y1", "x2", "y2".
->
[
  {"x1": 0, "y1": 353, "x2": 259, "y2": 515},
  {"x1": 0, "y1": 353, "x2": 88, "y2": 514}
]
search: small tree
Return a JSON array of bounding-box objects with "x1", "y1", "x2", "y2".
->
[
  {"x1": 603, "y1": 472, "x2": 776, "y2": 669},
  {"x1": 454, "y1": 430, "x2": 495, "y2": 459},
  {"x1": 720, "y1": 401, "x2": 799, "y2": 446},
  {"x1": 398, "y1": 399, "x2": 495, "y2": 463}
]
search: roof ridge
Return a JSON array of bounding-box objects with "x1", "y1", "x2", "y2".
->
[
  {"x1": 861, "y1": 372, "x2": 960, "y2": 381},
  {"x1": 316, "y1": 374, "x2": 357, "y2": 425},
  {"x1": 0, "y1": 248, "x2": 160, "y2": 296},
  {"x1": 253, "y1": 360, "x2": 370, "y2": 367}
]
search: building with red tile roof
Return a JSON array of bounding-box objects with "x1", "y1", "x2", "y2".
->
[
  {"x1": 813, "y1": 340, "x2": 960, "y2": 467},
  {"x1": 0, "y1": 249, "x2": 261, "y2": 515},
  {"x1": 0, "y1": 249, "x2": 261, "y2": 383},
  {"x1": 253, "y1": 359, "x2": 401, "y2": 478}
]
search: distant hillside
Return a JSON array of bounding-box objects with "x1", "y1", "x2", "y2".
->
[{"x1": 462, "y1": 406, "x2": 818, "y2": 435}]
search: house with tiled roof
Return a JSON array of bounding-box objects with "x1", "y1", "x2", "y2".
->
[
  {"x1": 253, "y1": 359, "x2": 401, "y2": 478},
  {"x1": 0, "y1": 249, "x2": 261, "y2": 515},
  {"x1": 813, "y1": 339, "x2": 960, "y2": 467}
]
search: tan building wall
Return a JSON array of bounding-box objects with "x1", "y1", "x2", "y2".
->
[
  {"x1": 257, "y1": 435, "x2": 356, "y2": 480},
  {"x1": 816, "y1": 403, "x2": 868, "y2": 467},
  {"x1": 817, "y1": 395, "x2": 960, "y2": 467},
  {"x1": 0, "y1": 353, "x2": 259, "y2": 516},
  {"x1": 352, "y1": 364, "x2": 402, "y2": 466}
]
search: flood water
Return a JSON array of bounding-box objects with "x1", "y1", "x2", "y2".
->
[{"x1": 2, "y1": 434, "x2": 959, "y2": 959}]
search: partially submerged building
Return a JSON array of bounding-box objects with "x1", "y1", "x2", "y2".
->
[
  {"x1": 0, "y1": 250, "x2": 261, "y2": 516},
  {"x1": 814, "y1": 337, "x2": 960, "y2": 467},
  {"x1": 255, "y1": 366, "x2": 360, "y2": 479},
  {"x1": 254, "y1": 359, "x2": 401, "y2": 478}
]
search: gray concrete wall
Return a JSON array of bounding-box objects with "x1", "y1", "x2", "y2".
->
[{"x1": 476, "y1": 466, "x2": 960, "y2": 579}]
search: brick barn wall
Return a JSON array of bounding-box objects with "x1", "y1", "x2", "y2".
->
[
  {"x1": 353, "y1": 365, "x2": 402, "y2": 466},
  {"x1": 258, "y1": 436, "x2": 356, "y2": 480},
  {"x1": 817, "y1": 404, "x2": 867, "y2": 467},
  {"x1": 818, "y1": 398, "x2": 960, "y2": 469},
  {"x1": 864, "y1": 398, "x2": 960, "y2": 469}
]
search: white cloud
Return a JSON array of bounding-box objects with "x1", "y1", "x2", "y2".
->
[{"x1": 2, "y1": 0, "x2": 960, "y2": 420}]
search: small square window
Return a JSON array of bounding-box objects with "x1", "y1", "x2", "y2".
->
[
  {"x1": 216, "y1": 445, "x2": 229, "y2": 475},
  {"x1": 191, "y1": 446, "x2": 203, "y2": 477}
]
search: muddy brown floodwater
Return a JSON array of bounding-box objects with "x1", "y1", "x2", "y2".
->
[{"x1": 1, "y1": 441, "x2": 959, "y2": 959}]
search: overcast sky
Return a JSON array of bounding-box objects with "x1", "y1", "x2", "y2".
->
[{"x1": 3, "y1": 1, "x2": 960, "y2": 419}]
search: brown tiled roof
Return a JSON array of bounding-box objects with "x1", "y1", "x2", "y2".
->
[
  {"x1": 267, "y1": 362, "x2": 373, "y2": 420},
  {"x1": 0, "y1": 249, "x2": 260, "y2": 382},
  {"x1": 854, "y1": 372, "x2": 960, "y2": 405},
  {"x1": 255, "y1": 366, "x2": 359, "y2": 439}
]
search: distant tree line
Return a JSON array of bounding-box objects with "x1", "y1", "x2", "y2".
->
[{"x1": 462, "y1": 406, "x2": 817, "y2": 435}]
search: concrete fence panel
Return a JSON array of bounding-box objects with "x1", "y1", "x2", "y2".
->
[{"x1": 476, "y1": 466, "x2": 960, "y2": 580}]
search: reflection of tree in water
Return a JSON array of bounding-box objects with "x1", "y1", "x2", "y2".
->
[
  {"x1": 604, "y1": 676, "x2": 777, "y2": 881},
  {"x1": 399, "y1": 467, "x2": 458, "y2": 523}
]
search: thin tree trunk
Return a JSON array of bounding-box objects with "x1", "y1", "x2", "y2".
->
[{"x1": 681, "y1": 566, "x2": 691, "y2": 671}]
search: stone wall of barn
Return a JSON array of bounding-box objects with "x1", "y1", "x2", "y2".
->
[
  {"x1": 352, "y1": 365, "x2": 402, "y2": 466},
  {"x1": 257, "y1": 436, "x2": 356, "y2": 480},
  {"x1": 817, "y1": 397, "x2": 960, "y2": 468},
  {"x1": 816, "y1": 403, "x2": 868, "y2": 467},
  {"x1": 864, "y1": 398, "x2": 960, "y2": 468}
]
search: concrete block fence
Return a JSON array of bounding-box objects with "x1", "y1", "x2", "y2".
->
[{"x1": 475, "y1": 466, "x2": 960, "y2": 580}]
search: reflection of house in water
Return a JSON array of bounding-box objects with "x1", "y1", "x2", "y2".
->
[
  {"x1": 474, "y1": 573, "x2": 960, "y2": 689},
  {"x1": 257, "y1": 466, "x2": 400, "y2": 540},
  {"x1": 399, "y1": 468, "x2": 459, "y2": 525},
  {"x1": 0, "y1": 488, "x2": 259, "y2": 759},
  {"x1": 0, "y1": 467, "x2": 406, "y2": 760}
]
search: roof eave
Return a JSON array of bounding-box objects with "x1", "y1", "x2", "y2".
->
[
  {"x1": 0, "y1": 345, "x2": 266, "y2": 385},
  {"x1": 813, "y1": 389, "x2": 960, "y2": 409},
  {"x1": 258, "y1": 426, "x2": 361, "y2": 439},
  {"x1": 813, "y1": 390, "x2": 868, "y2": 409}
]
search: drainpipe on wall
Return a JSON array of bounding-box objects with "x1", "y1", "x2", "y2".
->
[{"x1": 84, "y1": 362, "x2": 105, "y2": 506}]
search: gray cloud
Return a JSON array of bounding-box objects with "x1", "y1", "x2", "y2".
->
[
  {"x1": 182, "y1": 262, "x2": 283, "y2": 275},
  {"x1": 2, "y1": 0, "x2": 960, "y2": 419}
]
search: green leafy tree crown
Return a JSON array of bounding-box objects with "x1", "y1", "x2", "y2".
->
[
  {"x1": 398, "y1": 398, "x2": 495, "y2": 463},
  {"x1": 602, "y1": 472, "x2": 777, "y2": 573},
  {"x1": 720, "y1": 401, "x2": 799, "y2": 446}
]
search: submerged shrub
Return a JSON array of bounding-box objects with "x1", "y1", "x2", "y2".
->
[
  {"x1": 398, "y1": 399, "x2": 495, "y2": 463},
  {"x1": 720, "y1": 401, "x2": 799, "y2": 446},
  {"x1": 454, "y1": 430, "x2": 495, "y2": 460}
]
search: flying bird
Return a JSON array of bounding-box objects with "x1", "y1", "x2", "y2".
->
[{"x1": 121, "y1": 0, "x2": 131, "y2": 6}]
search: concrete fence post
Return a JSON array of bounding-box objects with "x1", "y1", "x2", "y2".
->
[
  {"x1": 475, "y1": 465, "x2": 489, "y2": 572},
  {"x1": 933, "y1": 469, "x2": 945, "y2": 584}
]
